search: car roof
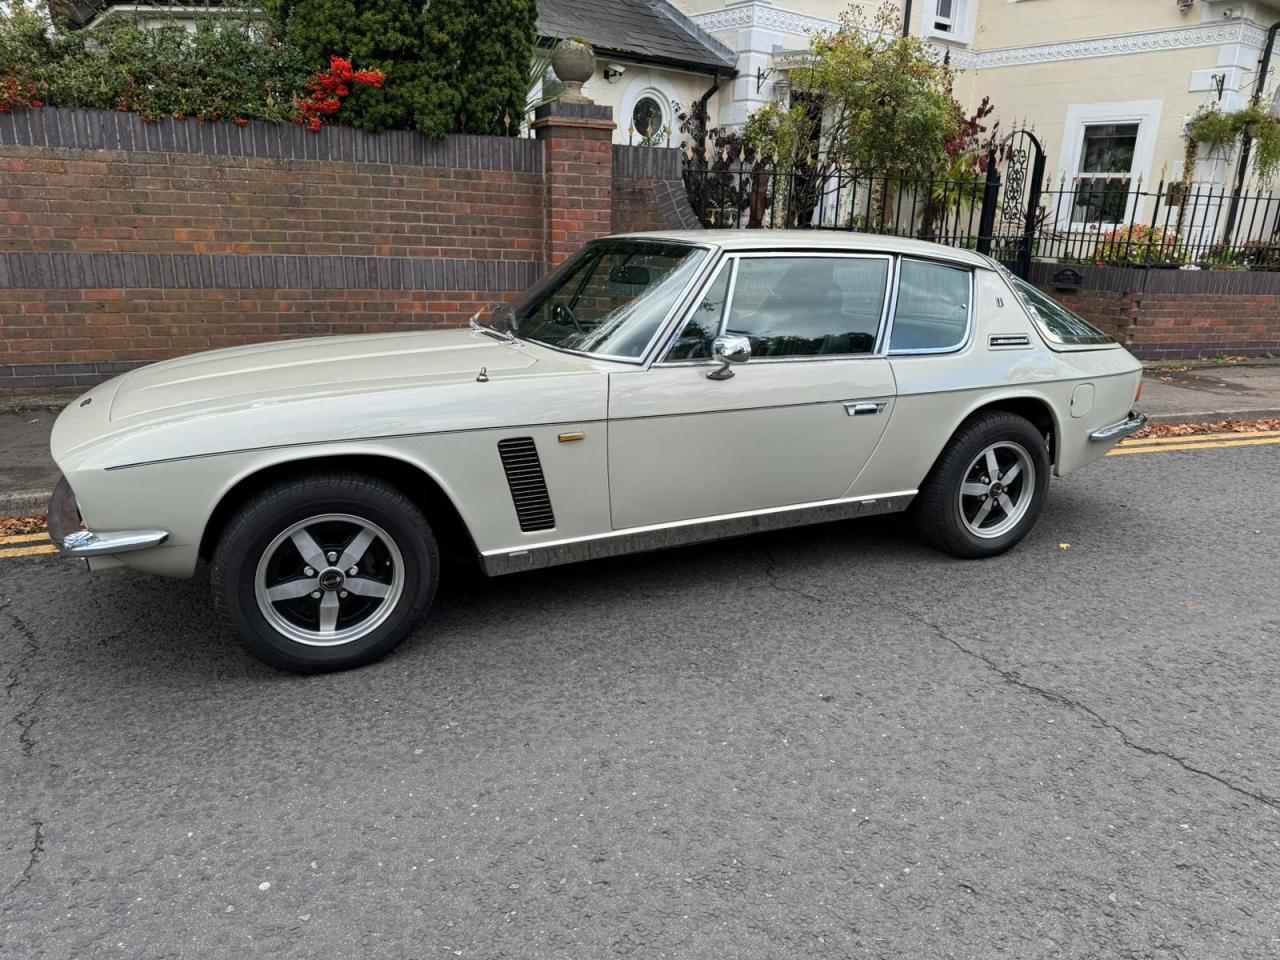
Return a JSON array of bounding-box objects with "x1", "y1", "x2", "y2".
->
[{"x1": 613, "y1": 229, "x2": 994, "y2": 269}]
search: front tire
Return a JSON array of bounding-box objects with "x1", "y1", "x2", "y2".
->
[
  {"x1": 914, "y1": 411, "x2": 1050, "y2": 559},
  {"x1": 211, "y1": 472, "x2": 439, "y2": 673}
]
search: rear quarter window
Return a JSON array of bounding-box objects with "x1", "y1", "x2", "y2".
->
[{"x1": 1009, "y1": 275, "x2": 1114, "y2": 346}]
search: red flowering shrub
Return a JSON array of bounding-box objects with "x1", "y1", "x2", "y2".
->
[
  {"x1": 0, "y1": 74, "x2": 43, "y2": 113},
  {"x1": 293, "y1": 56, "x2": 385, "y2": 133},
  {"x1": 1092, "y1": 225, "x2": 1182, "y2": 267}
]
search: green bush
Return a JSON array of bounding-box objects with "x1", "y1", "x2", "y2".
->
[
  {"x1": 270, "y1": 0, "x2": 535, "y2": 137},
  {"x1": 2, "y1": 0, "x2": 536, "y2": 136},
  {"x1": 42, "y1": 15, "x2": 307, "y2": 123}
]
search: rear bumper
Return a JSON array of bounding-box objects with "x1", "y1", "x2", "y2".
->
[
  {"x1": 1089, "y1": 411, "x2": 1147, "y2": 442},
  {"x1": 47, "y1": 476, "x2": 169, "y2": 558}
]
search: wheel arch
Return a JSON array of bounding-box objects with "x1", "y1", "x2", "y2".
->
[
  {"x1": 199, "y1": 452, "x2": 476, "y2": 563},
  {"x1": 948, "y1": 391, "x2": 1061, "y2": 468}
]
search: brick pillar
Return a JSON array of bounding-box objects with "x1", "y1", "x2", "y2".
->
[{"x1": 533, "y1": 101, "x2": 616, "y2": 268}]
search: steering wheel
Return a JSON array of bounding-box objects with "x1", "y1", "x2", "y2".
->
[{"x1": 552, "y1": 302, "x2": 584, "y2": 333}]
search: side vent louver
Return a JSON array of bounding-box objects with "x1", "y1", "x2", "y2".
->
[{"x1": 497, "y1": 437, "x2": 556, "y2": 532}]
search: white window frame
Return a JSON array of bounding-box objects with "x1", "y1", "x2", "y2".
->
[
  {"x1": 620, "y1": 73, "x2": 680, "y2": 147},
  {"x1": 924, "y1": 0, "x2": 977, "y2": 45},
  {"x1": 1055, "y1": 99, "x2": 1163, "y2": 230}
]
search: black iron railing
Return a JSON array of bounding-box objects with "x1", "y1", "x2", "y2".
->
[{"x1": 681, "y1": 159, "x2": 1280, "y2": 274}]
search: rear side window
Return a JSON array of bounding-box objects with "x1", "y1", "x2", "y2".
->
[
  {"x1": 888, "y1": 259, "x2": 971, "y2": 353},
  {"x1": 1009, "y1": 275, "x2": 1114, "y2": 345},
  {"x1": 724, "y1": 256, "x2": 890, "y2": 358}
]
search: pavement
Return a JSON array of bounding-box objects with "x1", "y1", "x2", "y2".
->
[
  {"x1": 2, "y1": 439, "x2": 1280, "y2": 958},
  {"x1": 2, "y1": 361, "x2": 1278, "y2": 518}
]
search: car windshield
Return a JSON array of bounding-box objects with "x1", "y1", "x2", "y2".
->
[{"x1": 501, "y1": 240, "x2": 709, "y2": 360}]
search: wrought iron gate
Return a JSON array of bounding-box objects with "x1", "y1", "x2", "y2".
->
[{"x1": 976, "y1": 130, "x2": 1046, "y2": 279}]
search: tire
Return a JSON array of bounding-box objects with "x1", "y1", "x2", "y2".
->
[
  {"x1": 913, "y1": 411, "x2": 1051, "y2": 559},
  {"x1": 211, "y1": 472, "x2": 439, "y2": 673}
]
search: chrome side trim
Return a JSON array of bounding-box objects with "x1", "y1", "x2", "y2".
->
[
  {"x1": 47, "y1": 475, "x2": 169, "y2": 557},
  {"x1": 1090, "y1": 411, "x2": 1148, "y2": 442},
  {"x1": 480, "y1": 490, "x2": 917, "y2": 576},
  {"x1": 988, "y1": 334, "x2": 1031, "y2": 348}
]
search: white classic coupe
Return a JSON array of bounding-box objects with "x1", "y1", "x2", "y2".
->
[{"x1": 49, "y1": 231, "x2": 1145, "y2": 672}]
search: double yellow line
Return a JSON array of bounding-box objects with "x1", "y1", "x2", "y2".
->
[
  {"x1": 1109, "y1": 428, "x2": 1280, "y2": 456},
  {"x1": 0, "y1": 532, "x2": 57, "y2": 559}
]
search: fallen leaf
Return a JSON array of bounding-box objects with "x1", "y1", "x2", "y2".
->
[
  {"x1": 1134, "y1": 417, "x2": 1280, "y2": 440},
  {"x1": 1058, "y1": 543, "x2": 1070, "y2": 551},
  {"x1": 0, "y1": 516, "x2": 46, "y2": 536}
]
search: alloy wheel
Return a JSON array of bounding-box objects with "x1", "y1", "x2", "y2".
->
[
  {"x1": 253, "y1": 513, "x2": 404, "y2": 646},
  {"x1": 957, "y1": 441, "x2": 1036, "y2": 540}
]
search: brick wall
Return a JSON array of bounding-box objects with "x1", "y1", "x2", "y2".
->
[
  {"x1": 1029, "y1": 263, "x2": 1280, "y2": 360},
  {"x1": 0, "y1": 108, "x2": 581, "y2": 389},
  {"x1": 611, "y1": 146, "x2": 702, "y2": 234}
]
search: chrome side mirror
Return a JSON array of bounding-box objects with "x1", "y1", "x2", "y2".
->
[{"x1": 707, "y1": 335, "x2": 751, "y2": 380}]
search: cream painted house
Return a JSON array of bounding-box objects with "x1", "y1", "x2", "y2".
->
[{"x1": 679, "y1": 0, "x2": 1280, "y2": 206}]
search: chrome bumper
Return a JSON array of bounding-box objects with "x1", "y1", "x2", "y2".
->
[
  {"x1": 1090, "y1": 411, "x2": 1147, "y2": 442},
  {"x1": 47, "y1": 476, "x2": 169, "y2": 557}
]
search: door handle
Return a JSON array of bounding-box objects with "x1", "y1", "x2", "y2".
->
[{"x1": 845, "y1": 401, "x2": 888, "y2": 416}]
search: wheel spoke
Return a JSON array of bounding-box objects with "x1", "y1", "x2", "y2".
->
[
  {"x1": 318, "y1": 591, "x2": 340, "y2": 634},
  {"x1": 998, "y1": 494, "x2": 1016, "y2": 516},
  {"x1": 972, "y1": 498, "x2": 994, "y2": 527},
  {"x1": 984, "y1": 448, "x2": 1000, "y2": 480},
  {"x1": 345, "y1": 577, "x2": 390, "y2": 599},
  {"x1": 961, "y1": 482, "x2": 989, "y2": 498},
  {"x1": 1001, "y1": 462, "x2": 1021, "y2": 485},
  {"x1": 266, "y1": 577, "x2": 320, "y2": 602},
  {"x1": 339, "y1": 527, "x2": 377, "y2": 570},
  {"x1": 290, "y1": 529, "x2": 328, "y2": 570}
]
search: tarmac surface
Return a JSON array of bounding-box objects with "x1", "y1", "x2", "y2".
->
[{"x1": 3, "y1": 439, "x2": 1279, "y2": 959}]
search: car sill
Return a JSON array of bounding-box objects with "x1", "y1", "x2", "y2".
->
[{"x1": 481, "y1": 490, "x2": 917, "y2": 576}]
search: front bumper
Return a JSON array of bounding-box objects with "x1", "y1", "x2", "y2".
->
[
  {"x1": 1089, "y1": 411, "x2": 1147, "y2": 442},
  {"x1": 48, "y1": 476, "x2": 169, "y2": 558}
]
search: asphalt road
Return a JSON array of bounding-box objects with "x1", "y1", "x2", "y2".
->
[{"x1": 2, "y1": 442, "x2": 1279, "y2": 959}]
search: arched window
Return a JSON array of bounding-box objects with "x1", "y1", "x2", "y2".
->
[{"x1": 631, "y1": 96, "x2": 665, "y2": 146}]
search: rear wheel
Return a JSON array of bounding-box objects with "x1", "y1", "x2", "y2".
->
[
  {"x1": 211, "y1": 473, "x2": 438, "y2": 673},
  {"x1": 914, "y1": 411, "x2": 1050, "y2": 558}
]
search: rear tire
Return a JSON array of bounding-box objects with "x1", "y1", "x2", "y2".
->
[
  {"x1": 914, "y1": 411, "x2": 1050, "y2": 559},
  {"x1": 211, "y1": 472, "x2": 438, "y2": 673}
]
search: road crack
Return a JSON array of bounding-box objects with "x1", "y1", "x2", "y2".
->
[
  {"x1": 1, "y1": 600, "x2": 42, "y2": 758},
  {"x1": 759, "y1": 551, "x2": 1280, "y2": 814},
  {"x1": 4, "y1": 820, "x2": 44, "y2": 899}
]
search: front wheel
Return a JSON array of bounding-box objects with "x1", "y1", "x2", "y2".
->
[
  {"x1": 211, "y1": 473, "x2": 439, "y2": 673},
  {"x1": 913, "y1": 411, "x2": 1051, "y2": 559}
]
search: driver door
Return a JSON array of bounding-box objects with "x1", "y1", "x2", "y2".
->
[{"x1": 607, "y1": 253, "x2": 898, "y2": 530}]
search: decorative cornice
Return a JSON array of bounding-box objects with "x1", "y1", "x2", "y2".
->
[
  {"x1": 690, "y1": 6, "x2": 837, "y2": 39},
  {"x1": 691, "y1": 5, "x2": 1270, "y2": 72},
  {"x1": 972, "y1": 20, "x2": 1269, "y2": 70}
]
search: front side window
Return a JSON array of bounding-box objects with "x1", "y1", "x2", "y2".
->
[
  {"x1": 1072, "y1": 123, "x2": 1138, "y2": 224},
  {"x1": 1008, "y1": 275, "x2": 1114, "y2": 345},
  {"x1": 508, "y1": 240, "x2": 708, "y2": 360},
  {"x1": 888, "y1": 259, "x2": 971, "y2": 353},
  {"x1": 722, "y1": 256, "x2": 890, "y2": 358},
  {"x1": 664, "y1": 262, "x2": 731, "y2": 360}
]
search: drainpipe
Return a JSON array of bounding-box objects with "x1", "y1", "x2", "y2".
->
[
  {"x1": 902, "y1": 0, "x2": 913, "y2": 36},
  {"x1": 1222, "y1": 19, "x2": 1279, "y2": 243}
]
